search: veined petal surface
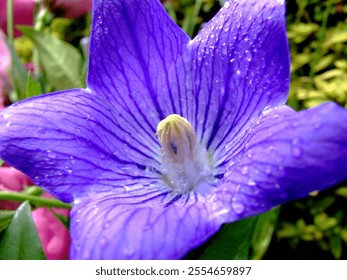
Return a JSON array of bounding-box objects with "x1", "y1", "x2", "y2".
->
[
  {"x1": 88, "y1": 0, "x2": 190, "y2": 131},
  {"x1": 217, "y1": 102, "x2": 347, "y2": 220},
  {"x1": 70, "y1": 191, "x2": 226, "y2": 259},
  {"x1": 166, "y1": 0, "x2": 289, "y2": 174},
  {"x1": 0, "y1": 89, "x2": 164, "y2": 202}
]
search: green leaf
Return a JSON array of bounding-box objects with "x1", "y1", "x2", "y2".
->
[
  {"x1": 330, "y1": 235, "x2": 342, "y2": 259},
  {"x1": 313, "y1": 54, "x2": 335, "y2": 73},
  {"x1": 0, "y1": 202, "x2": 46, "y2": 260},
  {"x1": 323, "y1": 30, "x2": 347, "y2": 49},
  {"x1": 336, "y1": 187, "x2": 347, "y2": 198},
  {"x1": 251, "y1": 207, "x2": 280, "y2": 260},
  {"x1": 19, "y1": 26, "x2": 83, "y2": 91},
  {"x1": 199, "y1": 216, "x2": 258, "y2": 260},
  {"x1": 310, "y1": 196, "x2": 335, "y2": 215},
  {"x1": 25, "y1": 75, "x2": 42, "y2": 98},
  {"x1": 0, "y1": 210, "x2": 15, "y2": 233},
  {"x1": 4, "y1": 40, "x2": 28, "y2": 102}
]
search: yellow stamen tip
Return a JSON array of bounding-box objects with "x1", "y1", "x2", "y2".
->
[{"x1": 156, "y1": 114, "x2": 196, "y2": 163}]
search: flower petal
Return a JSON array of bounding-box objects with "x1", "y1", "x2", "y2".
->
[
  {"x1": 217, "y1": 102, "x2": 347, "y2": 220},
  {"x1": 0, "y1": 89, "x2": 163, "y2": 202},
  {"x1": 88, "y1": 0, "x2": 190, "y2": 125},
  {"x1": 168, "y1": 0, "x2": 289, "y2": 165},
  {"x1": 70, "y1": 192, "x2": 226, "y2": 259}
]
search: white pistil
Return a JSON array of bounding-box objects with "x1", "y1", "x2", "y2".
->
[{"x1": 157, "y1": 114, "x2": 213, "y2": 194}]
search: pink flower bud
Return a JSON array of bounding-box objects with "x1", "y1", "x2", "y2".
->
[
  {"x1": 0, "y1": 166, "x2": 32, "y2": 210},
  {"x1": 32, "y1": 202, "x2": 70, "y2": 260}
]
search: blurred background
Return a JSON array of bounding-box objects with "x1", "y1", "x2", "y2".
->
[{"x1": 0, "y1": 0, "x2": 346, "y2": 259}]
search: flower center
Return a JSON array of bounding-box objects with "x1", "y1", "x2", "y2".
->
[{"x1": 156, "y1": 114, "x2": 214, "y2": 194}]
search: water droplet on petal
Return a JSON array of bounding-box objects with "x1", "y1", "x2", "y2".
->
[
  {"x1": 224, "y1": 1, "x2": 231, "y2": 8},
  {"x1": 100, "y1": 238, "x2": 107, "y2": 248},
  {"x1": 292, "y1": 146, "x2": 302, "y2": 158},
  {"x1": 241, "y1": 166, "x2": 249, "y2": 175},
  {"x1": 70, "y1": 156, "x2": 76, "y2": 165},
  {"x1": 104, "y1": 222, "x2": 110, "y2": 229},
  {"x1": 83, "y1": 251, "x2": 91, "y2": 259},
  {"x1": 232, "y1": 202, "x2": 245, "y2": 214},
  {"x1": 245, "y1": 50, "x2": 252, "y2": 61},
  {"x1": 291, "y1": 137, "x2": 303, "y2": 158},
  {"x1": 123, "y1": 247, "x2": 135, "y2": 257},
  {"x1": 65, "y1": 166, "x2": 73, "y2": 174},
  {"x1": 265, "y1": 165, "x2": 272, "y2": 175},
  {"x1": 291, "y1": 137, "x2": 300, "y2": 146},
  {"x1": 3, "y1": 112, "x2": 11, "y2": 119},
  {"x1": 93, "y1": 206, "x2": 99, "y2": 215},
  {"x1": 223, "y1": 25, "x2": 230, "y2": 32},
  {"x1": 248, "y1": 179, "x2": 256, "y2": 186}
]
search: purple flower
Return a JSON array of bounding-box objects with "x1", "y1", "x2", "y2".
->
[{"x1": 1, "y1": 0, "x2": 347, "y2": 260}]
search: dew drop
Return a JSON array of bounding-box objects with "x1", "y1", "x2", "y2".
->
[
  {"x1": 265, "y1": 165, "x2": 272, "y2": 175},
  {"x1": 224, "y1": 1, "x2": 231, "y2": 9},
  {"x1": 248, "y1": 179, "x2": 256, "y2": 186},
  {"x1": 231, "y1": 202, "x2": 245, "y2": 214},
  {"x1": 223, "y1": 25, "x2": 230, "y2": 32},
  {"x1": 291, "y1": 137, "x2": 300, "y2": 146},
  {"x1": 83, "y1": 251, "x2": 91, "y2": 259},
  {"x1": 291, "y1": 137, "x2": 303, "y2": 158},
  {"x1": 245, "y1": 50, "x2": 252, "y2": 61},
  {"x1": 92, "y1": 206, "x2": 99, "y2": 215},
  {"x1": 65, "y1": 166, "x2": 73, "y2": 174},
  {"x1": 70, "y1": 156, "x2": 76, "y2": 165},
  {"x1": 104, "y1": 222, "x2": 110, "y2": 229},
  {"x1": 292, "y1": 146, "x2": 302, "y2": 158},
  {"x1": 3, "y1": 113, "x2": 11, "y2": 119},
  {"x1": 123, "y1": 247, "x2": 135, "y2": 257},
  {"x1": 241, "y1": 166, "x2": 249, "y2": 175},
  {"x1": 100, "y1": 238, "x2": 107, "y2": 248}
]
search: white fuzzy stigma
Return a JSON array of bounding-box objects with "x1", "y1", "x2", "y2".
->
[{"x1": 157, "y1": 114, "x2": 213, "y2": 194}]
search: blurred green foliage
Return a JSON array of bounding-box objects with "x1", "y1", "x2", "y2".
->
[{"x1": 287, "y1": 0, "x2": 347, "y2": 110}]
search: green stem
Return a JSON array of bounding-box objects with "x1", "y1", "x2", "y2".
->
[
  {"x1": 0, "y1": 191, "x2": 71, "y2": 209},
  {"x1": 23, "y1": 186, "x2": 44, "y2": 196},
  {"x1": 7, "y1": 0, "x2": 14, "y2": 44},
  {"x1": 309, "y1": 3, "x2": 332, "y2": 80},
  {"x1": 164, "y1": 2, "x2": 177, "y2": 24},
  {"x1": 182, "y1": 0, "x2": 203, "y2": 38}
]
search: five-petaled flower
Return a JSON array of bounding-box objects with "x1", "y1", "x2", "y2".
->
[{"x1": 1, "y1": 0, "x2": 347, "y2": 260}]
